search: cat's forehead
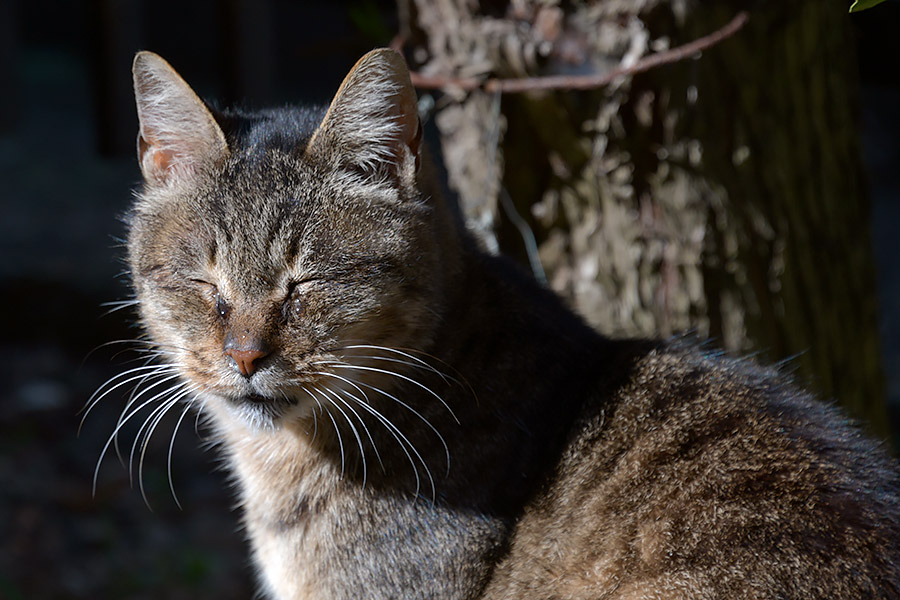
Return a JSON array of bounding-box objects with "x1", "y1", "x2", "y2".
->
[
  {"x1": 194, "y1": 152, "x2": 399, "y2": 290},
  {"x1": 219, "y1": 150, "x2": 312, "y2": 206},
  {"x1": 202, "y1": 160, "x2": 309, "y2": 266}
]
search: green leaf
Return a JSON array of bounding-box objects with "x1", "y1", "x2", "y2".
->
[{"x1": 850, "y1": 0, "x2": 888, "y2": 12}]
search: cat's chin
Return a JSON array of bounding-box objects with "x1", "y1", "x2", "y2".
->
[{"x1": 222, "y1": 393, "x2": 298, "y2": 431}]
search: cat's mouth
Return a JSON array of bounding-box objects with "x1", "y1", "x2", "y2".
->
[
  {"x1": 232, "y1": 392, "x2": 297, "y2": 410},
  {"x1": 244, "y1": 393, "x2": 275, "y2": 404},
  {"x1": 222, "y1": 392, "x2": 300, "y2": 428}
]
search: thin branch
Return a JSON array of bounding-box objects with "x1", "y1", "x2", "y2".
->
[{"x1": 405, "y1": 11, "x2": 750, "y2": 94}]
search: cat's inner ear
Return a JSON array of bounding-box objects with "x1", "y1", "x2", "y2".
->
[
  {"x1": 132, "y1": 51, "x2": 228, "y2": 186},
  {"x1": 307, "y1": 48, "x2": 421, "y2": 181}
]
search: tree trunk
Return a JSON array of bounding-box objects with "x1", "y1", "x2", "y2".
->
[{"x1": 402, "y1": 0, "x2": 890, "y2": 439}]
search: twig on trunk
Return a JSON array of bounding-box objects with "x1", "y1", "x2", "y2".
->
[{"x1": 398, "y1": 11, "x2": 750, "y2": 94}]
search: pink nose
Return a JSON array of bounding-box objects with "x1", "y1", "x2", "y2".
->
[{"x1": 225, "y1": 347, "x2": 267, "y2": 377}]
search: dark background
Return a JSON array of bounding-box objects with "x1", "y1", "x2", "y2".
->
[{"x1": 0, "y1": 1, "x2": 898, "y2": 598}]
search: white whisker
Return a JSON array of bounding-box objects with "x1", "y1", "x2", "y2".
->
[
  {"x1": 312, "y1": 375, "x2": 385, "y2": 469},
  {"x1": 80, "y1": 364, "x2": 177, "y2": 432},
  {"x1": 99, "y1": 299, "x2": 141, "y2": 317},
  {"x1": 92, "y1": 382, "x2": 184, "y2": 496},
  {"x1": 350, "y1": 392, "x2": 434, "y2": 502},
  {"x1": 354, "y1": 379, "x2": 450, "y2": 476},
  {"x1": 315, "y1": 362, "x2": 459, "y2": 424},
  {"x1": 83, "y1": 338, "x2": 187, "y2": 366},
  {"x1": 130, "y1": 384, "x2": 193, "y2": 484},
  {"x1": 82, "y1": 338, "x2": 154, "y2": 365},
  {"x1": 319, "y1": 386, "x2": 370, "y2": 487},
  {"x1": 332, "y1": 387, "x2": 385, "y2": 473},
  {"x1": 114, "y1": 371, "x2": 184, "y2": 465},
  {"x1": 313, "y1": 371, "x2": 433, "y2": 500},
  {"x1": 339, "y1": 344, "x2": 456, "y2": 384},
  {"x1": 138, "y1": 396, "x2": 185, "y2": 509},
  {"x1": 194, "y1": 395, "x2": 206, "y2": 438},
  {"x1": 128, "y1": 399, "x2": 174, "y2": 485},
  {"x1": 167, "y1": 399, "x2": 196, "y2": 510},
  {"x1": 296, "y1": 387, "x2": 322, "y2": 441},
  {"x1": 307, "y1": 386, "x2": 346, "y2": 480}
]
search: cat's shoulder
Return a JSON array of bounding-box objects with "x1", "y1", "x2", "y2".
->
[
  {"x1": 484, "y1": 341, "x2": 900, "y2": 598},
  {"x1": 581, "y1": 338, "x2": 893, "y2": 472}
]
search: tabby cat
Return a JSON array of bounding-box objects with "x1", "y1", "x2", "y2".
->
[{"x1": 112, "y1": 48, "x2": 900, "y2": 598}]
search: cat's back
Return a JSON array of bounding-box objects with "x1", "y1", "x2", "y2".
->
[{"x1": 485, "y1": 342, "x2": 900, "y2": 599}]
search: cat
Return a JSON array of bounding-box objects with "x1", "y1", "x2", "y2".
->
[{"x1": 108, "y1": 47, "x2": 900, "y2": 599}]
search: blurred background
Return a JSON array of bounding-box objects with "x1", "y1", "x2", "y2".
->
[{"x1": 0, "y1": 1, "x2": 898, "y2": 598}]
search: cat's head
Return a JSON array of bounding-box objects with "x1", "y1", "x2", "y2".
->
[{"x1": 127, "y1": 49, "x2": 457, "y2": 429}]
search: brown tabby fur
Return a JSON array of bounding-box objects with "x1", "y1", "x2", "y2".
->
[{"x1": 120, "y1": 48, "x2": 900, "y2": 599}]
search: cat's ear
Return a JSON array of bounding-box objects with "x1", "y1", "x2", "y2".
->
[
  {"x1": 132, "y1": 51, "x2": 228, "y2": 186},
  {"x1": 307, "y1": 48, "x2": 421, "y2": 182}
]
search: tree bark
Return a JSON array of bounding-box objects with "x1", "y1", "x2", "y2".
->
[{"x1": 402, "y1": 0, "x2": 889, "y2": 439}]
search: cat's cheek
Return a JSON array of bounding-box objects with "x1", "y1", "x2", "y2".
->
[
  {"x1": 137, "y1": 296, "x2": 182, "y2": 348},
  {"x1": 138, "y1": 299, "x2": 221, "y2": 391},
  {"x1": 281, "y1": 292, "x2": 350, "y2": 347},
  {"x1": 179, "y1": 355, "x2": 221, "y2": 390},
  {"x1": 331, "y1": 291, "x2": 431, "y2": 350}
]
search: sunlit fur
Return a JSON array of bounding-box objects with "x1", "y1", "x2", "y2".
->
[{"x1": 91, "y1": 49, "x2": 900, "y2": 599}]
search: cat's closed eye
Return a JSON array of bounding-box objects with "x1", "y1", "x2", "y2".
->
[
  {"x1": 214, "y1": 293, "x2": 230, "y2": 320},
  {"x1": 284, "y1": 284, "x2": 309, "y2": 321},
  {"x1": 189, "y1": 279, "x2": 230, "y2": 319}
]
